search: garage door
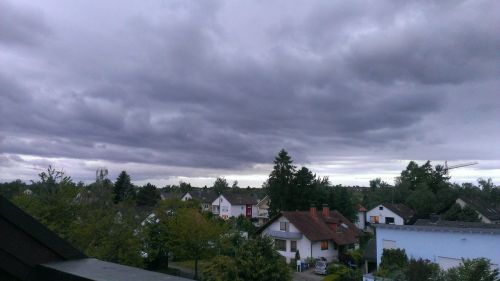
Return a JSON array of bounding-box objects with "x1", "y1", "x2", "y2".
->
[{"x1": 438, "y1": 256, "x2": 462, "y2": 270}]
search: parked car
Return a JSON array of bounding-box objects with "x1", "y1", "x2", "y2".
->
[{"x1": 314, "y1": 259, "x2": 327, "y2": 275}]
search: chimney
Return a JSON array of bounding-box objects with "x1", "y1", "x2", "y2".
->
[
  {"x1": 310, "y1": 205, "x2": 317, "y2": 217},
  {"x1": 322, "y1": 204, "x2": 330, "y2": 217}
]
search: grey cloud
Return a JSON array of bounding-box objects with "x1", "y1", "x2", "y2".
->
[
  {"x1": 0, "y1": 0, "x2": 498, "y2": 183},
  {"x1": 0, "y1": 1, "x2": 50, "y2": 46}
]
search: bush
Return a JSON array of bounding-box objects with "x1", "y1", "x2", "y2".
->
[
  {"x1": 405, "y1": 258, "x2": 439, "y2": 281},
  {"x1": 380, "y1": 249, "x2": 408, "y2": 271},
  {"x1": 326, "y1": 263, "x2": 362, "y2": 281}
]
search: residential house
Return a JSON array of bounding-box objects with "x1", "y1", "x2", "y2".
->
[
  {"x1": 256, "y1": 195, "x2": 271, "y2": 226},
  {"x1": 256, "y1": 205, "x2": 363, "y2": 263},
  {"x1": 366, "y1": 203, "x2": 414, "y2": 225},
  {"x1": 181, "y1": 189, "x2": 218, "y2": 212},
  {"x1": 456, "y1": 196, "x2": 500, "y2": 224},
  {"x1": 211, "y1": 193, "x2": 258, "y2": 219},
  {"x1": 375, "y1": 219, "x2": 500, "y2": 270}
]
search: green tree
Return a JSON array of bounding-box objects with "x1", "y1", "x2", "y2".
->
[
  {"x1": 113, "y1": 171, "x2": 135, "y2": 203},
  {"x1": 436, "y1": 258, "x2": 500, "y2": 281},
  {"x1": 212, "y1": 177, "x2": 229, "y2": 195},
  {"x1": 169, "y1": 208, "x2": 222, "y2": 279},
  {"x1": 203, "y1": 256, "x2": 241, "y2": 281},
  {"x1": 203, "y1": 236, "x2": 291, "y2": 281},
  {"x1": 265, "y1": 149, "x2": 296, "y2": 217},
  {"x1": 380, "y1": 249, "x2": 408, "y2": 272},
  {"x1": 293, "y1": 167, "x2": 317, "y2": 210},
  {"x1": 0, "y1": 179, "x2": 27, "y2": 199},
  {"x1": 141, "y1": 213, "x2": 171, "y2": 269},
  {"x1": 136, "y1": 183, "x2": 160, "y2": 207},
  {"x1": 443, "y1": 204, "x2": 480, "y2": 222},
  {"x1": 13, "y1": 166, "x2": 79, "y2": 240},
  {"x1": 405, "y1": 258, "x2": 440, "y2": 281}
]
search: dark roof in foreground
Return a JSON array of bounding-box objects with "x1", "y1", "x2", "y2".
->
[
  {"x1": 381, "y1": 203, "x2": 415, "y2": 220},
  {"x1": 38, "y1": 258, "x2": 192, "y2": 281},
  {"x1": 257, "y1": 209, "x2": 363, "y2": 245},
  {"x1": 0, "y1": 195, "x2": 85, "y2": 280},
  {"x1": 376, "y1": 219, "x2": 500, "y2": 235},
  {"x1": 458, "y1": 196, "x2": 500, "y2": 221},
  {"x1": 0, "y1": 195, "x2": 192, "y2": 281}
]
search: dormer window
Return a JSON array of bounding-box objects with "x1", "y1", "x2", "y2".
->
[
  {"x1": 379, "y1": 206, "x2": 384, "y2": 210},
  {"x1": 280, "y1": 221, "x2": 289, "y2": 231}
]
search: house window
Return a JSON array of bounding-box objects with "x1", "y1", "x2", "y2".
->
[
  {"x1": 382, "y1": 239, "x2": 396, "y2": 250},
  {"x1": 291, "y1": 240, "x2": 297, "y2": 252},
  {"x1": 379, "y1": 206, "x2": 384, "y2": 210},
  {"x1": 385, "y1": 217, "x2": 395, "y2": 224},
  {"x1": 221, "y1": 206, "x2": 228, "y2": 212},
  {"x1": 370, "y1": 216, "x2": 380, "y2": 223},
  {"x1": 275, "y1": 239, "x2": 286, "y2": 251},
  {"x1": 280, "y1": 221, "x2": 289, "y2": 231},
  {"x1": 320, "y1": 241, "x2": 328, "y2": 250}
]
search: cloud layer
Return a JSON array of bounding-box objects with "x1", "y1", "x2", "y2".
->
[{"x1": 1, "y1": 0, "x2": 499, "y2": 185}]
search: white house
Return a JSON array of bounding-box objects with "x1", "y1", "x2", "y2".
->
[
  {"x1": 366, "y1": 203, "x2": 414, "y2": 226},
  {"x1": 375, "y1": 219, "x2": 500, "y2": 270},
  {"x1": 257, "y1": 206, "x2": 363, "y2": 263},
  {"x1": 211, "y1": 193, "x2": 258, "y2": 219},
  {"x1": 181, "y1": 189, "x2": 218, "y2": 212}
]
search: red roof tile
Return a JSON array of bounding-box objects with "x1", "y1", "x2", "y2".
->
[{"x1": 258, "y1": 209, "x2": 363, "y2": 245}]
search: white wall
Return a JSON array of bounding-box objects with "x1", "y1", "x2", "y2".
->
[
  {"x1": 367, "y1": 205, "x2": 404, "y2": 225},
  {"x1": 356, "y1": 211, "x2": 366, "y2": 229},
  {"x1": 312, "y1": 240, "x2": 337, "y2": 262},
  {"x1": 212, "y1": 195, "x2": 232, "y2": 219},
  {"x1": 376, "y1": 227, "x2": 500, "y2": 270},
  {"x1": 231, "y1": 205, "x2": 245, "y2": 217}
]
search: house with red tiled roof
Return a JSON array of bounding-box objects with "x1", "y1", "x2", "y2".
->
[{"x1": 255, "y1": 205, "x2": 363, "y2": 263}]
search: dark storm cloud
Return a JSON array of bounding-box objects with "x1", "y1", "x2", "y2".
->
[
  {"x1": 1, "y1": 0, "x2": 499, "y2": 183},
  {"x1": 0, "y1": 1, "x2": 50, "y2": 46}
]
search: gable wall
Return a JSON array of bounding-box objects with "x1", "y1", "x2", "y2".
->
[{"x1": 366, "y1": 205, "x2": 404, "y2": 225}]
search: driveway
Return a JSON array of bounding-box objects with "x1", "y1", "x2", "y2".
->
[{"x1": 293, "y1": 268, "x2": 324, "y2": 281}]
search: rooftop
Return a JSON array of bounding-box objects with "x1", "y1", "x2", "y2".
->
[{"x1": 376, "y1": 219, "x2": 500, "y2": 235}]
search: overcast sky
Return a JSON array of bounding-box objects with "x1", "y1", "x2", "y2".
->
[{"x1": 1, "y1": 0, "x2": 499, "y2": 187}]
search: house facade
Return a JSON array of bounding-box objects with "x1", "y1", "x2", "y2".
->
[
  {"x1": 211, "y1": 193, "x2": 258, "y2": 219},
  {"x1": 257, "y1": 206, "x2": 363, "y2": 263},
  {"x1": 366, "y1": 203, "x2": 414, "y2": 225},
  {"x1": 375, "y1": 220, "x2": 500, "y2": 270},
  {"x1": 181, "y1": 190, "x2": 217, "y2": 212}
]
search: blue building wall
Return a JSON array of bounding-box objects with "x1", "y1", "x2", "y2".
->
[{"x1": 376, "y1": 227, "x2": 500, "y2": 269}]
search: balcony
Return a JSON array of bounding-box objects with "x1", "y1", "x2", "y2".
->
[{"x1": 267, "y1": 230, "x2": 302, "y2": 239}]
